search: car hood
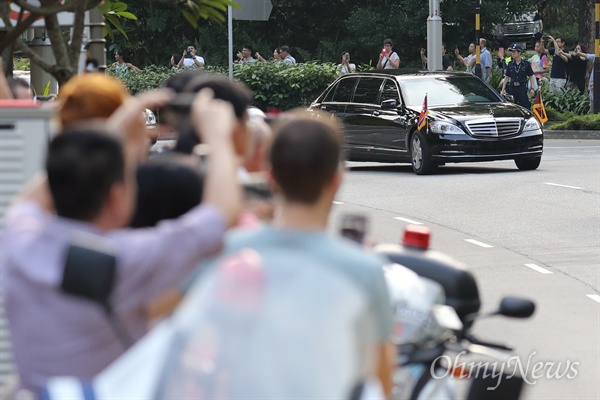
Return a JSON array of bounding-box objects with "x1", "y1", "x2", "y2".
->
[{"x1": 408, "y1": 103, "x2": 531, "y2": 121}]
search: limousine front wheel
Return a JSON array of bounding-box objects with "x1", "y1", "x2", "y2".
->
[
  {"x1": 515, "y1": 156, "x2": 541, "y2": 171},
  {"x1": 411, "y1": 131, "x2": 437, "y2": 175}
]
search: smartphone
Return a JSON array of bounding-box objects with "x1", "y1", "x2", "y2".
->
[
  {"x1": 339, "y1": 213, "x2": 368, "y2": 244},
  {"x1": 344, "y1": 53, "x2": 350, "y2": 61}
]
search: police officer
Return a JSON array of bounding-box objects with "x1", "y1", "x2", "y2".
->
[{"x1": 500, "y1": 43, "x2": 537, "y2": 109}]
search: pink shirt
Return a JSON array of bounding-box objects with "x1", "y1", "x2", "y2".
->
[{"x1": 0, "y1": 201, "x2": 225, "y2": 392}]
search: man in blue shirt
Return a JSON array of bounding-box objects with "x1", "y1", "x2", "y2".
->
[{"x1": 479, "y1": 38, "x2": 493, "y2": 81}]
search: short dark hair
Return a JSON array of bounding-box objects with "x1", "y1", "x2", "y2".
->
[
  {"x1": 173, "y1": 76, "x2": 253, "y2": 154},
  {"x1": 187, "y1": 43, "x2": 196, "y2": 49},
  {"x1": 270, "y1": 111, "x2": 344, "y2": 204},
  {"x1": 46, "y1": 127, "x2": 125, "y2": 221},
  {"x1": 383, "y1": 38, "x2": 393, "y2": 46},
  {"x1": 183, "y1": 76, "x2": 252, "y2": 121},
  {"x1": 280, "y1": 45, "x2": 291, "y2": 53},
  {"x1": 129, "y1": 154, "x2": 202, "y2": 228}
]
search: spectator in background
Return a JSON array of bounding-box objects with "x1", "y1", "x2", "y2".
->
[
  {"x1": 170, "y1": 53, "x2": 182, "y2": 67},
  {"x1": 528, "y1": 39, "x2": 549, "y2": 86},
  {"x1": 567, "y1": 44, "x2": 589, "y2": 94},
  {"x1": 455, "y1": 43, "x2": 476, "y2": 73},
  {"x1": 377, "y1": 38, "x2": 400, "y2": 69},
  {"x1": 0, "y1": 88, "x2": 242, "y2": 393},
  {"x1": 256, "y1": 48, "x2": 282, "y2": 62},
  {"x1": 175, "y1": 44, "x2": 206, "y2": 69},
  {"x1": 279, "y1": 45, "x2": 296, "y2": 64},
  {"x1": 113, "y1": 49, "x2": 141, "y2": 78},
  {"x1": 575, "y1": 49, "x2": 595, "y2": 112},
  {"x1": 545, "y1": 35, "x2": 571, "y2": 92},
  {"x1": 479, "y1": 38, "x2": 493, "y2": 81},
  {"x1": 420, "y1": 44, "x2": 453, "y2": 71},
  {"x1": 236, "y1": 44, "x2": 257, "y2": 64},
  {"x1": 337, "y1": 51, "x2": 356, "y2": 74},
  {"x1": 7, "y1": 77, "x2": 33, "y2": 99}
]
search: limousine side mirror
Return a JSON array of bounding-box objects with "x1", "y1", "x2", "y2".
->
[{"x1": 381, "y1": 99, "x2": 398, "y2": 109}]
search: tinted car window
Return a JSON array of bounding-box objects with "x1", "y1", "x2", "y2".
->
[
  {"x1": 400, "y1": 76, "x2": 502, "y2": 107},
  {"x1": 352, "y1": 78, "x2": 383, "y2": 105},
  {"x1": 329, "y1": 77, "x2": 358, "y2": 103},
  {"x1": 380, "y1": 79, "x2": 400, "y2": 104}
]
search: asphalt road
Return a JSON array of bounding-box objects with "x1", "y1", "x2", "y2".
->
[{"x1": 329, "y1": 139, "x2": 600, "y2": 400}]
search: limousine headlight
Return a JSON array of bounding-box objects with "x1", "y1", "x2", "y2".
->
[
  {"x1": 429, "y1": 121, "x2": 464, "y2": 135},
  {"x1": 523, "y1": 117, "x2": 541, "y2": 132}
]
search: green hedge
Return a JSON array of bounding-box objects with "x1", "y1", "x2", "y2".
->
[
  {"x1": 548, "y1": 113, "x2": 600, "y2": 130},
  {"x1": 107, "y1": 62, "x2": 339, "y2": 111}
]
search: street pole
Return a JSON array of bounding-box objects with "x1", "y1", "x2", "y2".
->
[
  {"x1": 228, "y1": 5, "x2": 233, "y2": 81},
  {"x1": 30, "y1": 28, "x2": 58, "y2": 96},
  {"x1": 427, "y1": 0, "x2": 442, "y2": 71},
  {"x1": 594, "y1": 0, "x2": 599, "y2": 113},
  {"x1": 88, "y1": 7, "x2": 106, "y2": 71},
  {"x1": 474, "y1": 0, "x2": 482, "y2": 79}
]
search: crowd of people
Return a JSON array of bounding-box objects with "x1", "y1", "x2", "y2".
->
[{"x1": 0, "y1": 58, "x2": 396, "y2": 398}]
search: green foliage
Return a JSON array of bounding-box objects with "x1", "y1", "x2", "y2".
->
[
  {"x1": 99, "y1": 1, "x2": 138, "y2": 40},
  {"x1": 13, "y1": 58, "x2": 30, "y2": 71},
  {"x1": 106, "y1": 64, "x2": 175, "y2": 94},
  {"x1": 487, "y1": 68, "x2": 504, "y2": 91},
  {"x1": 541, "y1": 85, "x2": 590, "y2": 115},
  {"x1": 544, "y1": 107, "x2": 576, "y2": 121},
  {"x1": 233, "y1": 62, "x2": 338, "y2": 111},
  {"x1": 548, "y1": 113, "x2": 600, "y2": 130}
]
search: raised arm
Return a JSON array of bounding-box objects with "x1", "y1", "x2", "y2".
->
[{"x1": 191, "y1": 89, "x2": 242, "y2": 227}]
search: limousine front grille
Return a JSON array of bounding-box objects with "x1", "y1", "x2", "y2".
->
[
  {"x1": 465, "y1": 118, "x2": 522, "y2": 137},
  {"x1": 504, "y1": 22, "x2": 534, "y2": 35}
]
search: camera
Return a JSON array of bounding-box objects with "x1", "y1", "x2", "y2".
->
[
  {"x1": 344, "y1": 53, "x2": 349, "y2": 61},
  {"x1": 185, "y1": 51, "x2": 192, "y2": 59},
  {"x1": 339, "y1": 213, "x2": 368, "y2": 244}
]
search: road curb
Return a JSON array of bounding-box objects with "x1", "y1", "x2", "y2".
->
[{"x1": 544, "y1": 130, "x2": 599, "y2": 140}]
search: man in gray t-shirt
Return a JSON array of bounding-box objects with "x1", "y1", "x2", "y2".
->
[{"x1": 162, "y1": 110, "x2": 394, "y2": 399}]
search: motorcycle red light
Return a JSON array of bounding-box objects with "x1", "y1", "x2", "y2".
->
[{"x1": 402, "y1": 225, "x2": 430, "y2": 249}]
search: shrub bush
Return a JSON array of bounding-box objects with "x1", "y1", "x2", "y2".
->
[
  {"x1": 107, "y1": 62, "x2": 339, "y2": 111},
  {"x1": 540, "y1": 84, "x2": 589, "y2": 116},
  {"x1": 233, "y1": 62, "x2": 338, "y2": 111},
  {"x1": 548, "y1": 113, "x2": 600, "y2": 130}
]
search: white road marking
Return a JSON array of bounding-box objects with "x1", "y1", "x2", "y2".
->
[
  {"x1": 586, "y1": 295, "x2": 600, "y2": 304},
  {"x1": 393, "y1": 217, "x2": 423, "y2": 225},
  {"x1": 524, "y1": 263, "x2": 553, "y2": 274},
  {"x1": 464, "y1": 239, "x2": 493, "y2": 248},
  {"x1": 332, "y1": 201, "x2": 345, "y2": 205},
  {"x1": 544, "y1": 182, "x2": 585, "y2": 190}
]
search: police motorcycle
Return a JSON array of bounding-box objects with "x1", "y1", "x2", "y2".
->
[{"x1": 377, "y1": 225, "x2": 536, "y2": 400}]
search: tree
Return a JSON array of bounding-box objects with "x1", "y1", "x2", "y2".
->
[{"x1": 0, "y1": 0, "x2": 235, "y2": 85}]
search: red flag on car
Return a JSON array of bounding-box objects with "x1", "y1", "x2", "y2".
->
[
  {"x1": 532, "y1": 92, "x2": 548, "y2": 123},
  {"x1": 417, "y1": 94, "x2": 428, "y2": 131}
]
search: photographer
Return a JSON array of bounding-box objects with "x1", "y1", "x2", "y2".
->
[
  {"x1": 236, "y1": 45, "x2": 257, "y2": 65},
  {"x1": 376, "y1": 38, "x2": 400, "y2": 69},
  {"x1": 337, "y1": 51, "x2": 356, "y2": 74},
  {"x1": 175, "y1": 44, "x2": 205, "y2": 68}
]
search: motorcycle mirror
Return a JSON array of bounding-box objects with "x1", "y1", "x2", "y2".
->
[{"x1": 496, "y1": 296, "x2": 535, "y2": 318}]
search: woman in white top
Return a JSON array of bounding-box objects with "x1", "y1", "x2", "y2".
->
[
  {"x1": 376, "y1": 39, "x2": 400, "y2": 69},
  {"x1": 337, "y1": 51, "x2": 356, "y2": 74}
]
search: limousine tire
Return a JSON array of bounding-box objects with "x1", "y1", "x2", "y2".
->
[
  {"x1": 411, "y1": 131, "x2": 437, "y2": 175},
  {"x1": 515, "y1": 156, "x2": 541, "y2": 171}
]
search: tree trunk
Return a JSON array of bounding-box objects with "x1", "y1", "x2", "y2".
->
[{"x1": 578, "y1": 0, "x2": 595, "y2": 51}]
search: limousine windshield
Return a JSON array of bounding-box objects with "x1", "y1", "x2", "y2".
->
[{"x1": 400, "y1": 76, "x2": 502, "y2": 108}]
